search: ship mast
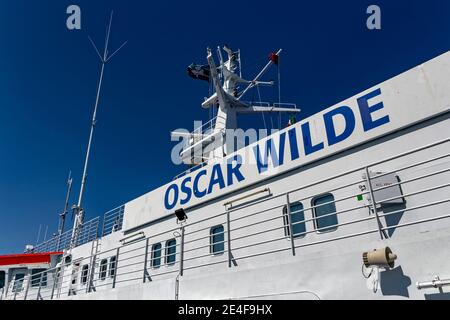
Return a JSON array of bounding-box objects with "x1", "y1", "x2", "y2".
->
[
  {"x1": 173, "y1": 46, "x2": 300, "y2": 166},
  {"x1": 55, "y1": 171, "x2": 73, "y2": 249},
  {"x1": 70, "y1": 11, "x2": 127, "y2": 249}
]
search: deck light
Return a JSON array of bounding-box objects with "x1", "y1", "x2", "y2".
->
[{"x1": 175, "y1": 208, "x2": 187, "y2": 222}]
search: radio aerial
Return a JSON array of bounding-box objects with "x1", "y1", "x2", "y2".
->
[{"x1": 70, "y1": 11, "x2": 127, "y2": 249}]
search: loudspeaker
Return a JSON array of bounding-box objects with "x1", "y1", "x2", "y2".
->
[{"x1": 362, "y1": 246, "x2": 397, "y2": 268}]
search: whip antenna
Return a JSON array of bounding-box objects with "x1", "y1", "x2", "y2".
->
[{"x1": 71, "y1": 11, "x2": 127, "y2": 249}]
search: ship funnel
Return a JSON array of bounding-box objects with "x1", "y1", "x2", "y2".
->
[{"x1": 362, "y1": 247, "x2": 397, "y2": 268}]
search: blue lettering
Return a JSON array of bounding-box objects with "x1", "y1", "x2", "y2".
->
[
  {"x1": 179, "y1": 177, "x2": 192, "y2": 205},
  {"x1": 208, "y1": 164, "x2": 226, "y2": 194},
  {"x1": 227, "y1": 155, "x2": 245, "y2": 186},
  {"x1": 287, "y1": 127, "x2": 300, "y2": 161},
  {"x1": 193, "y1": 169, "x2": 208, "y2": 198},
  {"x1": 323, "y1": 105, "x2": 356, "y2": 146},
  {"x1": 301, "y1": 122, "x2": 324, "y2": 155},
  {"x1": 357, "y1": 88, "x2": 390, "y2": 132},
  {"x1": 164, "y1": 184, "x2": 179, "y2": 210},
  {"x1": 253, "y1": 133, "x2": 286, "y2": 174}
]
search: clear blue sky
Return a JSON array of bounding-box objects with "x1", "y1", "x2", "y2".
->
[{"x1": 0, "y1": 0, "x2": 449, "y2": 254}]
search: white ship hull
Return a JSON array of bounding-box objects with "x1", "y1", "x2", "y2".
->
[
  {"x1": 62, "y1": 113, "x2": 450, "y2": 300},
  {"x1": 3, "y1": 50, "x2": 450, "y2": 301}
]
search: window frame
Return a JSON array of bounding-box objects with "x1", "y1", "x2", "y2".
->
[
  {"x1": 151, "y1": 243, "x2": 162, "y2": 268},
  {"x1": 312, "y1": 193, "x2": 338, "y2": 233},
  {"x1": 165, "y1": 239, "x2": 176, "y2": 266},
  {"x1": 99, "y1": 259, "x2": 108, "y2": 281},
  {"x1": 210, "y1": 225, "x2": 225, "y2": 255},
  {"x1": 109, "y1": 256, "x2": 117, "y2": 278},
  {"x1": 81, "y1": 265, "x2": 89, "y2": 285},
  {"x1": 31, "y1": 269, "x2": 48, "y2": 287},
  {"x1": 12, "y1": 273, "x2": 25, "y2": 292},
  {"x1": 283, "y1": 201, "x2": 306, "y2": 239}
]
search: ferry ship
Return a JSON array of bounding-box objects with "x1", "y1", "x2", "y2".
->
[{"x1": 1, "y1": 42, "x2": 450, "y2": 300}]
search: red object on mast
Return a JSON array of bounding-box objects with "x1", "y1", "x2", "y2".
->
[{"x1": 268, "y1": 52, "x2": 279, "y2": 65}]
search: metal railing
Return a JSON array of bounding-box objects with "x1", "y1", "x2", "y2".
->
[
  {"x1": 173, "y1": 161, "x2": 209, "y2": 180},
  {"x1": 33, "y1": 217, "x2": 100, "y2": 253},
  {"x1": 102, "y1": 205, "x2": 125, "y2": 237},
  {"x1": 242, "y1": 101, "x2": 298, "y2": 110},
  {"x1": 33, "y1": 230, "x2": 71, "y2": 253},
  {"x1": 33, "y1": 204, "x2": 125, "y2": 253},
  {"x1": 191, "y1": 116, "x2": 217, "y2": 136},
  {"x1": 5, "y1": 137, "x2": 450, "y2": 300}
]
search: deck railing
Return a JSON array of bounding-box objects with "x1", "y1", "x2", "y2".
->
[
  {"x1": 101, "y1": 205, "x2": 125, "y2": 237},
  {"x1": 33, "y1": 203, "x2": 126, "y2": 253},
  {"x1": 4, "y1": 136, "x2": 450, "y2": 300},
  {"x1": 33, "y1": 217, "x2": 100, "y2": 253}
]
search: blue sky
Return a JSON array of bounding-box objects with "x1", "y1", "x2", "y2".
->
[{"x1": 0, "y1": 0, "x2": 449, "y2": 254}]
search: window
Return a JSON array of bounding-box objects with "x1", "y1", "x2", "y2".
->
[
  {"x1": 31, "y1": 269, "x2": 47, "y2": 287},
  {"x1": 0, "y1": 271, "x2": 5, "y2": 289},
  {"x1": 109, "y1": 256, "x2": 117, "y2": 278},
  {"x1": 165, "y1": 239, "x2": 176, "y2": 265},
  {"x1": 12, "y1": 273, "x2": 25, "y2": 292},
  {"x1": 99, "y1": 259, "x2": 108, "y2": 280},
  {"x1": 210, "y1": 225, "x2": 225, "y2": 254},
  {"x1": 81, "y1": 265, "x2": 89, "y2": 285},
  {"x1": 71, "y1": 263, "x2": 80, "y2": 285},
  {"x1": 313, "y1": 194, "x2": 338, "y2": 232},
  {"x1": 283, "y1": 202, "x2": 306, "y2": 238},
  {"x1": 151, "y1": 243, "x2": 162, "y2": 268}
]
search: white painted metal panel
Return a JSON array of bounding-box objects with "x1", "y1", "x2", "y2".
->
[{"x1": 123, "y1": 51, "x2": 450, "y2": 231}]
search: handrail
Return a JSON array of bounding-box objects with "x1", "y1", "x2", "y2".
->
[
  {"x1": 7, "y1": 137, "x2": 450, "y2": 300},
  {"x1": 173, "y1": 137, "x2": 450, "y2": 231}
]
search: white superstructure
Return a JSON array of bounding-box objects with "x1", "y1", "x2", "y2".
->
[{"x1": 2, "y1": 47, "x2": 450, "y2": 300}]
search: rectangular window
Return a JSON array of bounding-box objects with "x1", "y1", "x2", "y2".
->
[
  {"x1": 109, "y1": 256, "x2": 117, "y2": 278},
  {"x1": 99, "y1": 259, "x2": 108, "y2": 280},
  {"x1": 210, "y1": 225, "x2": 225, "y2": 254},
  {"x1": 283, "y1": 202, "x2": 306, "y2": 238},
  {"x1": 313, "y1": 194, "x2": 338, "y2": 232},
  {"x1": 81, "y1": 265, "x2": 89, "y2": 285},
  {"x1": 31, "y1": 269, "x2": 47, "y2": 287},
  {"x1": 12, "y1": 273, "x2": 25, "y2": 292},
  {"x1": 151, "y1": 243, "x2": 162, "y2": 268},
  {"x1": 165, "y1": 239, "x2": 176, "y2": 265},
  {"x1": 0, "y1": 271, "x2": 5, "y2": 289}
]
